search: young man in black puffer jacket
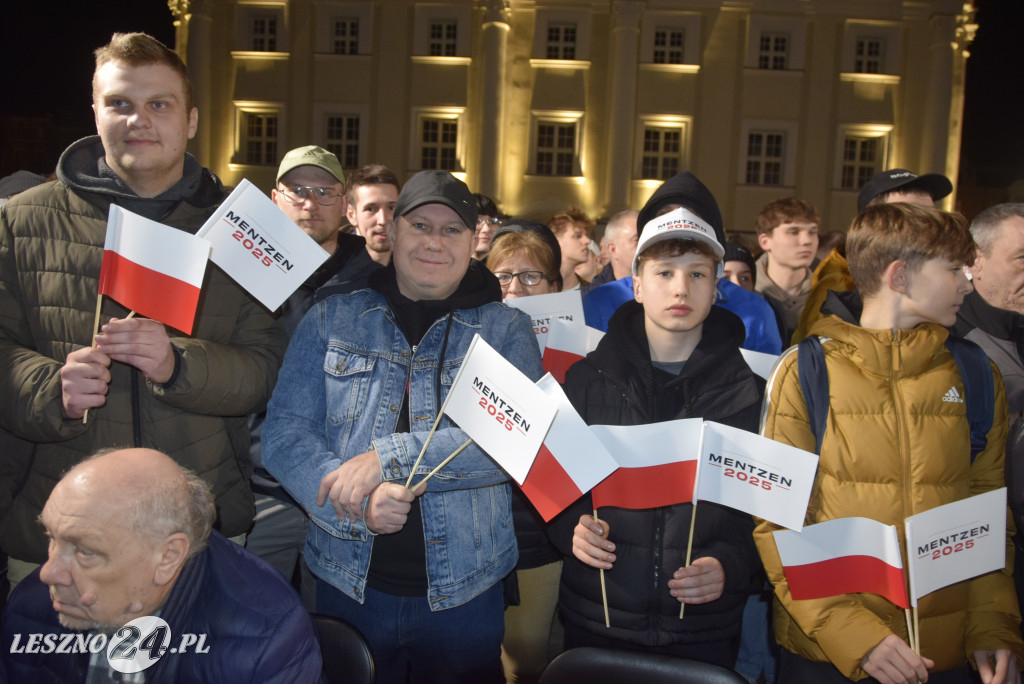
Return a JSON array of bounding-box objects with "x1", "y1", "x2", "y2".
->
[{"x1": 549, "y1": 205, "x2": 765, "y2": 669}]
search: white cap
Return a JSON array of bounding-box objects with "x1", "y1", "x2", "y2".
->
[{"x1": 632, "y1": 206, "x2": 725, "y2": 275}]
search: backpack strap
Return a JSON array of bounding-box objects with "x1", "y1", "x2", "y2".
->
[
  {"x1": 945, "y1": 336, "x2": 995, "y2": 464},
  {"x1": 797, "y1": 336, "x2": 829, "y2": 455}
]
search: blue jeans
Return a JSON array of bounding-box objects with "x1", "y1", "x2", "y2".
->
[{"x1": 316, "y1": 579, "x2": 505, "y2": 684}]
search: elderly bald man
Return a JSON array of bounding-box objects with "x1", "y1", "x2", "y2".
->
[{"x1": 1, "y1": 448, "x2": 324, "y2": 683}]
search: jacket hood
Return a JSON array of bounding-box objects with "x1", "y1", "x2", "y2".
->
[
  {"x1": 820, "y1": 289, "x2": 863, "y2": 325},
  {"x1": 56, "y1": 135, "x2": 222, "y2": 220},
  {"x1": 636, "y1": 171, "x2": 725, "y2": 246},
  {"x1": 597, "y1": 300, "x2": 749, "y2": 388},
  {"x1": 809, "y1": 313, "x2": 950, "y2": 378}
]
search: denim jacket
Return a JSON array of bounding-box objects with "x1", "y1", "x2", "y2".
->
[{"x1": 263, "y1": 288, "x2": 543, "y2": 610}]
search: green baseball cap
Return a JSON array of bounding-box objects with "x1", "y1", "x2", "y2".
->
[{"x1": 276, "y1": 146, "x2": 345, "y2": 184}]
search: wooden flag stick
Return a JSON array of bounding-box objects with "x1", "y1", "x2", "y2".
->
[
  {"x1": 679, "y1": 502, "x2": 699, "y2": 619},
  {"x1": 594, "y1": 509, "x2": 611, "y2": 628},
  {"x1": 913, "y1": 606, "x2": 921, "y2": 655},
  {"x1": 409, "y1": 439, "x2": 473, "y2": 490},
  {"x1": 82, "y1": 295, "x2": 105, "y2": 424},
  {"x1": 904, "y1": 609, "x2": 916, "y2": 654}
]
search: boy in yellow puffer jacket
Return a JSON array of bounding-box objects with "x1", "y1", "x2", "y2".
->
[{"x1": 755, "y1": 203, "x2": 1024, "y2": 683}]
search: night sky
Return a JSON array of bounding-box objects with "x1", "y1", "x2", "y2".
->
[{"x1": 3, "y1": 0, "x2": 1022, "y2": 197}]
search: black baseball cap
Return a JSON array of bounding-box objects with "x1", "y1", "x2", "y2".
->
[
  {"x1": 394, "y1": 170, "x2": 477, "y2": 230},
  {"x1": 856, "y1": 169, "x2": 953, "y2": 213}
]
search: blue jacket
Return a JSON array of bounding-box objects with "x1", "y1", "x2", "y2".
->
[
  {"x1": 263, "y1": 288, "x2": 544, "y2": 611},
  {"x1": 0, "y1": 532, "x2": 324, "y2": 683},
  {"x1": 582, "y1": 277, "x2": 783, "y2": 355}
]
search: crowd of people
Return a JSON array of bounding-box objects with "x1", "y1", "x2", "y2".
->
[{"x1": 2, "y1": 31, "x2": 1024, "y2": 684}]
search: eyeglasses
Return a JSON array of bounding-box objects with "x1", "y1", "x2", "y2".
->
[
  {"x1": 477, "y1": 217, "x2": 502, "y2": 227},
  {"x1": 494, "y1": 271, "x2": 546, "y2": 287},
  {"x1": 279, "y1": 185, "x2": 342, "y2": 206}
]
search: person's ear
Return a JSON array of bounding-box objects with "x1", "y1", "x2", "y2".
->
[
  {"x1": 757, "y1": 231, "x2": 772, "y2": 252},
  {"x1": 153, "y1": 533, "x2": 191, "y2": 587},
  {"x1": 885, "y1": 260, "x2": 909, "y2": 294},
  {"x1": 633, "y1": 272, "x2": 644, "y2": 303}
]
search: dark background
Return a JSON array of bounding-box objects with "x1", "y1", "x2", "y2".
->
[{"x1": 2, "y1": 0, "x2": 1021, "y2": 217}]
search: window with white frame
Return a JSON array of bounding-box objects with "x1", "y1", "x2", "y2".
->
[
  {"x1": 535, "y1": 121, "x2": 577, "y2": 176},
  {"x1": 332, "y1": 18, "x2": 359, "y2": 55},
  {"x1": 841, "y1": 135, "x2": 881, "y2": 189},
  {"x1": 420, "y1": 117, "x2": 458, "y2": 170},
  {"x1": 250, "y1": 15, "x2": 278, "y2": 51},
  {"x1": 243, "y1": 112, "x2": 278, "y2": 165},
  {"x1": 854, "y1": 37, "x2": 884, "y2": 74},
  {"x1": 325, "y1": 114, "x2": 360, "y2": 168},
  {"x1": 652, "y1": 28, "x2": 684, "y2": 64},
  {"x1": 758, "y1": 32, "x2": 788, "y2": 70},
  {"x1": 546, "y1": 23, "x2": 577, "y2": 60},
  {"x1": 745, "y1": 131, "x2": 785, "y2": 185},
  {"x1": 641, "y1": 127, "x2": 683, "y2": 179},
  {"x1": 428, "y1": 21, "x2": 458, "y2": 57}
]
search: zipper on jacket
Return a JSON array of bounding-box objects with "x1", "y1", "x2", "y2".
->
[
  {"x1": 651, "y1": 507, "x2": 666, "y2": 629},
  {"x1": 891, "y1": 330, "x2": 912, "y2": 522}
]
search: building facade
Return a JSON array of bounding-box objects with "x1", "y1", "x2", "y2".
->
[{"x1": 169, "y1": 0, "x2": 975, "y2": 231}]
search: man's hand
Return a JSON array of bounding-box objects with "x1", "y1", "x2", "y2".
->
[
  {"x1": 60, "y1": 347, "x2": 112, "y2": 419},
  {"x1": 364, "y1": 482, "x2": 426, "y2": 534},
  {"x1": 861, "y1": 634, "x2": 933, "y2": 684},
  {"x1": 572, "y1": 514, "x2": 615, "y2": 569},
  {"x1": 94, "y1": 317, "x2": 175, "y2": 384},
  {"x1": 317, "y1": 449, "x2": 383, "y2": 522},
  {"x1": 667, "y1": 556, "x2": 724, "y2": 604},
  {"x1": 974, "y1": 649, "x2": 1020, "y2": 684}
]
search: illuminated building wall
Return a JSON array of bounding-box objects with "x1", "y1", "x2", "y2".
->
[{"x1": 170, "y1": 0, "x2": 974, "y2": 231}]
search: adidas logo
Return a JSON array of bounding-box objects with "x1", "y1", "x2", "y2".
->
[{"x1": 942, "y1": 386, "x2": 964, "y2": 404}]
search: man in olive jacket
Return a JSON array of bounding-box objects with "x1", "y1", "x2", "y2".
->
[{"x1": 0, "y1": 33, "x2": 287, "y2": 582}]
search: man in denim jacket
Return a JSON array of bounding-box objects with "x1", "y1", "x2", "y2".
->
[{"x1": 264, "y1": 171, "x2": 543, "y2": 684}]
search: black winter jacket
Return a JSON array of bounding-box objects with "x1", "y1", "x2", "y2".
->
[{"x1": 550, "y1": 301, "x2": 765, "y2": 648}]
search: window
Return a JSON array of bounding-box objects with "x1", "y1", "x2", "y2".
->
[
  {"x1": 325, "y1": 114, "x2": 360, "y2": 168},
  {"x1": 745, "y1": 131, "x2": 784, "y2": 185},
  {"x1": 641, "y1": 127, "x2": 682, "y2": 179},
  {"x1": 250, "y1": 16, "x2": 278, "y2": 51},
  {"x1": 652, "y1": 28, "x2": 684, "y2": 64},
  {"x1": 841, "y1": 136, "x2": 879, "y2": 189},
  {"x1": 546, "y1": 23, "x2": 577, "y2": 60},
  {"x1": 428, "y1": 21, "x2": 457, "y2": 57},
  {"x1": 854, "y1": 37, "x2": 884, "y2": 74},
  {"x1": 332, "y1": 19, "x2": 359, "y2": 55},
  {"x1": 536, "y1": 121, "x2": 577, "y2": 176},
  {"x1": 420, "y1": 118, "x2": 458, "y2": 170},
  {"x1": 244, "y1": 112, "x2": 278, "y2": 165},
  {"x1": 758, "y1": 32, "x2": 788, "y2": 70}
]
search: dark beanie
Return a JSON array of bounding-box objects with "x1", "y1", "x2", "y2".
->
[{"x1": 636, "y1": 172, "x2": 725, "y2": 246}]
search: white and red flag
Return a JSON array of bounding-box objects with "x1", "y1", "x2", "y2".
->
[
  {"x1": 196, "y1": 179, "x2": 331, "y2": 311},
  {"x1": 99, "y1": 205, "x2": 211, "y2": 334},
  {"x1": 699, "y1": 422, "x2": 818, "y2": 531},
  {"x1": 541, "y1": 318, "x2": 604, "y2": 383},
  {"x1": 519, "y1": 375, "x2": 618, "y2": 521},
  {"x1": 441, "y1": 335, "x2": 557, "y2": 485},
  {"x1": 773, "y1": 517, "x2": 909, "y2": 608},
  {"x1": 504, "y1": 290, "x2": 585, "y2": 350},
  {"x1": 905, "y1": 488, "x2": 1007, "y2": 604},
  {"x1": 588, "y1": 420, "x2": 703, "y2": 510}
]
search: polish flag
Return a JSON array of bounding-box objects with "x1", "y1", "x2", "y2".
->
[
  {"x1": 519, "y1": 375, "x2": 618, "y2": 521},
  {"x1": 773, "y1": 517, "x2": 909, "y2": 608},
  {"x1": 99, "y1": 205, "x2": 211, "y2": 334},
  {"x1": 541, "y1": 318, "x2": 605, "y2": 383},
  {"x1": 589, "y1": 420, "x2": 704, "y2": 510}
]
